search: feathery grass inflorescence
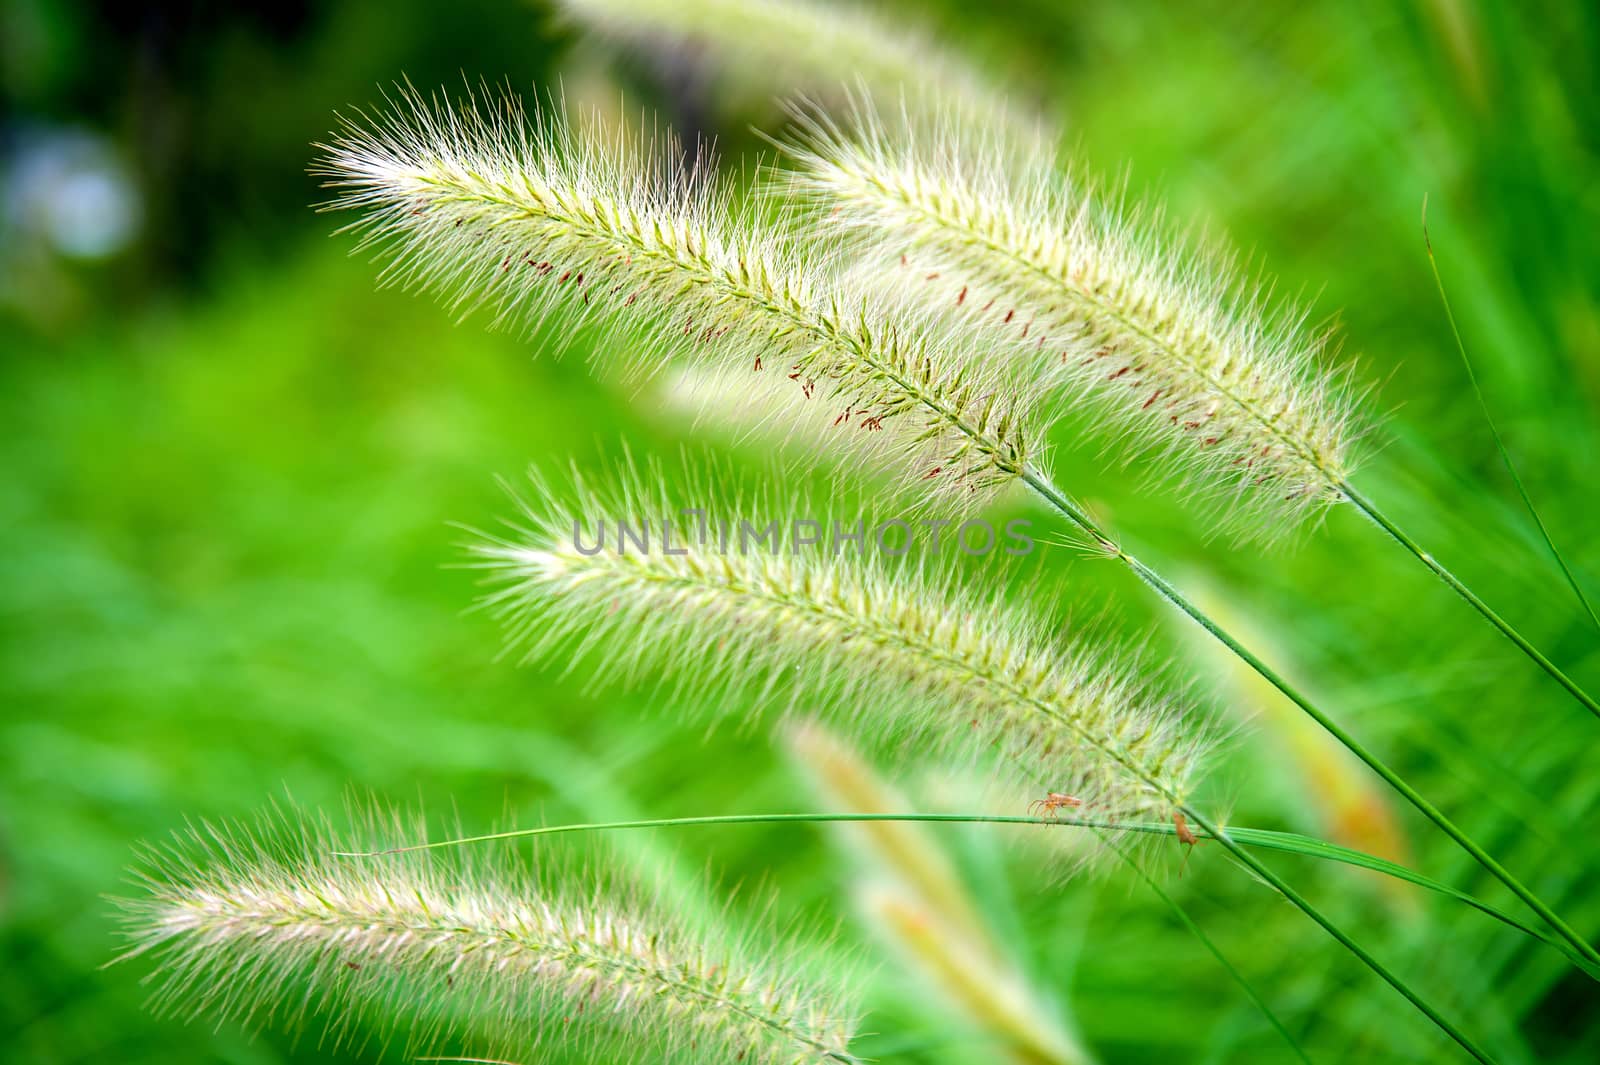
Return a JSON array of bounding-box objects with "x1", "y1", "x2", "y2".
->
[
  {"x1": 650, "y1": 363, "x2": 916, "y2": 497},
  {"x1": 781, "y1": 102, "x2": 1362, "y2": 534},
  {"x1": 471, "y1": 460, "x2": 1208, "y2": 829},
  {"x1": 550, "y1": 0, "x2": 1037, "y2": 137},
  {"x1": 115, "y1": 811, "x2": 858, "y2": 1064},
  {"x1": 316, "y1": 85, "x2": 1040, "y2": 507}
]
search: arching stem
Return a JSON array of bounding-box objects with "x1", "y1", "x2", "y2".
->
[
  {"x1": 1018, "y1": 467, "x2": 1600, "y2": 969},
  {"x1": 1181, "y1": 806, "x2": 1495, "y2": 1064},
  {"x1": 1341, "y1": 483, "x2": 1600, "y2": 721}
]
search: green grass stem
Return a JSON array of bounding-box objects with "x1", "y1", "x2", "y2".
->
[{"x1": 1018, "y1": 467, "x2": 1600, "y2": 970}]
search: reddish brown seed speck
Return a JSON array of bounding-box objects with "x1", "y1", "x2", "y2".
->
[{"x1": 957, "y1": 285, "x2": 967, "y2": 305}]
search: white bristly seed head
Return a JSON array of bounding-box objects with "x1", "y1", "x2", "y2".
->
[
  {"x1": 315, "y1": 84, "x2": 1041, "y2": 509},
  {"x1": 782, "y1": 102, "x2": 1365, "y2": 537},
  {"x1": 471, "y1": 461, "x2": 1207, "y2": 828},
  {"x1": 114, "y1": 812, "x2": 858, "y2": 1064}
]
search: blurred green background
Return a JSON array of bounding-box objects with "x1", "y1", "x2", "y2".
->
[{"x1": 3, "y1": 1, "x2": 1598, "y2": 1062}]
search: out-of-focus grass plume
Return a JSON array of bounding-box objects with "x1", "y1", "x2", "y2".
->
[{"x1": 786, "y1": 722, "x2": 1091, "y2": 1065}]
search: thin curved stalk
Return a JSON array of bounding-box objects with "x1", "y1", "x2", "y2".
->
[
  {"x1": 1342, "y1": 484, "x2": 1600, "y2": 721},
  {"x1": 340, "y1": 810, "x2": 1497, "y2": 1060},
  {"x1": 1179, "y1": 807, "x2": 1495, "y2": 1065},
  {"x1": 333, "y1": 810, "x2": 1597, "y2": 977},
  {"x1": 1019, "y1": 468, "x2": 1600, "y2": 970}
]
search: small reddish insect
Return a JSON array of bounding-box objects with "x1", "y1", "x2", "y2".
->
[
  {"x1": 1028, "y1": 792, "x2": 1083, "y2": 819},
  {"x1": 1173, "y1": 811, "x2": 1198, "y2": 845},
  {"x1": 1174, "y1": 811, "x2": 1205, "y2": 875}
]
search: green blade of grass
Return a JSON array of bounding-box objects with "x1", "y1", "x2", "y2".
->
[{"x1": 1420, "y1": 195, "x2": 1600, "y2": 635}]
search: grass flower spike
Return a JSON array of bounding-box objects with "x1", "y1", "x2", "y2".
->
[
  {"x1": 472, "y1": 461, "x2": 1208, "y2": 828},
  {"x1": 316, "y1": 85, "x2": 1039, "y2": 505},
  {"x1": 116, "y1": 813, "x2": 858, "y2": 1064},
  {"x1": 783, "y1": 103, "x2": 1361, "y2": 533}
]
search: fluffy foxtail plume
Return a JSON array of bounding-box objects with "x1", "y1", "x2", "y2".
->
[
  {"x1": 551, "y1": 0, "x2": 1038, "y2": 137},
  {"x1": 471, "y1": 460, "x2": 1207, "y2": 828},
  {"x1": 115, "y1": 812, "x2": 858, "y2": 1064},
  {"x1": 316, "y1": 85, "x2": 1040, "y2": 508},
  {"x1": 782, "y1": 102, "x2": 1363, "y2": 535}
]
